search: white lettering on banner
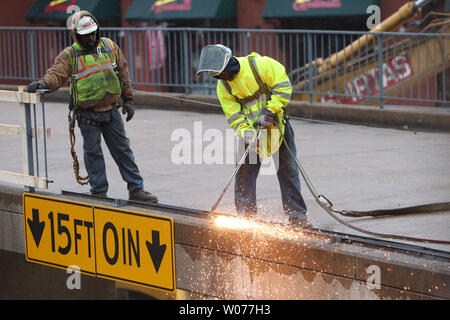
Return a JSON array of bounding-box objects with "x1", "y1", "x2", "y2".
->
[{"x1": 321, "y1": 54, "x2": 414, "y2": 104}]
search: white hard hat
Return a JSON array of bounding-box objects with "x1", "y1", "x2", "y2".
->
[
  {"x1": 195, "y1": 44, "x2": 232, "y2": 81},
  {"x1": 76, "y1": 16, "x2": 98, "y2": 35}
]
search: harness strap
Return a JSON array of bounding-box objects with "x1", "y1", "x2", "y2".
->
[
  {"x1": 248, "y1": 57, "x2": 271, "y2": 99},
  {"x1": 223, "y1": 57, "x2": 289, "y2": 124},
  {"x1": 66, "y1": 38, "x2": 121, "y2": 185},
  {"x1": 76, "y1": 111, "x2": 113, "y2": 127},
  {"x1": 222, "y1": 57, "x2": 272, "y2": 107},
  {"x1": 69, "y1": 128, "x2": 89, "y2": 185},
  {"x1": 71, "y1": 46, "x2": 111, "y2": 57}
]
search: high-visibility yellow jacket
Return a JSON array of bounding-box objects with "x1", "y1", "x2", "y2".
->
[{"x1": 217, "y1": 52, "x2": 292, "y2": 158}]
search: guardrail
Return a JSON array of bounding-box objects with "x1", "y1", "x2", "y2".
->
[
  {"x1": 0, "y1": 87, "x2": 50, "y2": 190},
  {"x1": 0, "y1": 26, "x2": 448, "y2": 107}
]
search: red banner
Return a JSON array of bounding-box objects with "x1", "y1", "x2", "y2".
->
[
  {"x1": 320, "y1": 54, "x2": 414, "y2": 104},
  {"x1": 44, "y1": 0, "x2": 77, "y2": 14},
  {"x1": 293, "y1": 0, "x2": 342, "y2": 12},
  {"x1": 151, "y1": 0, "x2": 191, "y2": 14}
]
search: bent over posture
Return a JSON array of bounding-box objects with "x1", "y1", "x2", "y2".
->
[{"x1": 196, "y1": 44, "x2": 309, "y2": 227}]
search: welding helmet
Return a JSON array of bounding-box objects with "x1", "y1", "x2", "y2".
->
[{"x1": 195, "y1": 44, "x2": 232, "y2": 81}]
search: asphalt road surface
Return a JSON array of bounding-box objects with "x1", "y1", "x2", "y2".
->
[{"x1": 1, "y1": 101, "x2": 449, "y2": 251}]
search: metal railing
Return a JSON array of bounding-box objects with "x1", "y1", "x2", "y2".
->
[
  {"x1": 0, "y1": 26, "x2": 448, "y2": 107},
  {"x1": 0, "y1": 87, "x2": 50, "y2": 190}
]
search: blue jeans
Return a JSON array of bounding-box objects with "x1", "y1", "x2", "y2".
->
[
  {"x1": 235, "y1": 120, "x2": 307, "y2": 218},
  {"x1": 77, "y1": 108, "x2": 144, "y2": 194}
]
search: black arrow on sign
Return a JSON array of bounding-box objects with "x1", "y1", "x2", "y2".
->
[
  {"x1": 145, "y1": 230, "x2": 166, "y2": 273},
  {"x1": 27, "y1": 209, "x2": 45, "y2": 248}
]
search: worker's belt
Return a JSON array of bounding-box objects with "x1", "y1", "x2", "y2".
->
[{"x1": 76, "y1": 109, "x2": 114, "y2": 127}]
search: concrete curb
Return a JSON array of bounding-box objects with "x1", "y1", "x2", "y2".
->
[
  {"x1": 1, "y1": 184, "x2": 449, "y2": 299},
  {"x1": 1, "y1": 84, "x2": 449, "y2": 133}
]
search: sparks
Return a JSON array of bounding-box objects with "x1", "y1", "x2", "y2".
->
[{"x1": 211, "y1": 214, "x2": 327, "y2": 242}]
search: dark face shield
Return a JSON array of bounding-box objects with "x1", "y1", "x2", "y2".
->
[{"x1": 195, "y1": 44, "x2": 232, "y2": 81}]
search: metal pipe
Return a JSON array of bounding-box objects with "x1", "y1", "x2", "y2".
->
[
  {"x1": 209, "y1": 130, "x2": 261, "y2": 216},
  {"x1": 313, "y1": 1, "x2": 424, "y2": 76},
  {"x1": 32, "y1": 103, "x2": 39, "y2": 177},
  {"x1": 414, "y1": 0, "x2": 432, "y2": 8},
  {"x1": 37, "y1": 89, "x2": 50, "y2": 180}
]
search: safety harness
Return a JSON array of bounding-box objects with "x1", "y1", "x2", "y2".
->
[
  {"x1": 67, "y1": 38, "x2": 120, "y2": 185},
  {"x1": 222, "y1": 57, "x2": 288, "y2": 125},
  {"x1": 221, "y1": 57, "x2": 272, "y2": 107}
]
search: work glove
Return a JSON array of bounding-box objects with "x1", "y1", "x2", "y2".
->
[
  {"x1": 25, "y1": 81, "x2": 48, "y2": 93},
  {"x1": 122, "y1": 100, "x2": 135, "y2": 122},
  {"x1": 253, "y1": 108, "x2": 275, "y2": 129},
  {"x1": 243, "y1": 129, "x2": 257, "y2": 146},
  {"x1": 243, "y1": 129, "x2": 260, "y2": 155}
]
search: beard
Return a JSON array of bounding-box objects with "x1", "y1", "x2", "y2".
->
[
  {"x1": 86, "y1": 40, "x2": 96, "y2": 50},
  {"x1": 78, "y1": 34, "x2": 98, "y2": 51}
]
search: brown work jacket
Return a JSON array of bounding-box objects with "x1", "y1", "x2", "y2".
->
[{"x1": 39, "y1": 11, "x2": 134, "y2": 111}]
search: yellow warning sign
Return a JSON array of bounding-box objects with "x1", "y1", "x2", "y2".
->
[
  {"x1": 23, "y1": 193, "x2": 175, "y2": 292},
  {"x1": 94, "y1": 206, "x2": 175, "y2": 291},
  {"x1": 23, "y1": 193, "x2": 96, "y2": 275}
]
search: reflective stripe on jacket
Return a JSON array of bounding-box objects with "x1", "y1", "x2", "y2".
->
[
  {"x1": 64, "y1": 37, "x2": 122, "y2": 105},
  {"x1": 217, "y1": 52, "x2": 292, "y2": 158}
]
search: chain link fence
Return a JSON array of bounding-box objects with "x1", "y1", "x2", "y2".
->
[{"x1": 0, "y1": 26, "x2": 448, "y2": 107}]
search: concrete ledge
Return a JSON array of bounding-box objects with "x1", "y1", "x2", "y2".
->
[
  {"x1": 0, "y1": 184, "x2": 24, "y2": 214},
  {"x1": 172, "y1": 214, "x2": 449, "y2": 299},
  {"x1": 0, "y1": 185, "x2": 448, "y2": 300},
  {"x1": 1, "y1": 84, "x2": 448, "y2": 133}
]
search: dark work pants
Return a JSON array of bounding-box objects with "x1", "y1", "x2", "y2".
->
[
  {"x1": 78, "y1": 108, "x2": 144, "y2": 195},
  {"x1": 234, "y1": 121, "x2": 307, "y2": 218}
]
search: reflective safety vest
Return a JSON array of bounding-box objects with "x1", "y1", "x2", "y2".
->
[
  {"x1": 64, "y1": 37, "x2": 122, "y2": 105},
  {"x1": 217, "y1": 52, "x2": 292, "y2": 158}
]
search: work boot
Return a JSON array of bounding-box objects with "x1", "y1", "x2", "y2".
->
[
  {"x1": 129, "y1": 189, "x2": 158, "y2": 203},
  {"x1": 289, "y1": 213, "x2": 312, "y2": 229}
]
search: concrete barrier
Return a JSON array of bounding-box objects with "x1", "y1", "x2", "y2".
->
[
  {"x1": 0, "y1": 184, "x2": 448, "y2": 300},
  {"x1": 0, "y1": 185, "x2": 116, "y2": 299}
]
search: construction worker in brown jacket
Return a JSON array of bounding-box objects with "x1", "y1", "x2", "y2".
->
[{"x1": 26, "y1": 11, "x2": 158, "y2": 202}]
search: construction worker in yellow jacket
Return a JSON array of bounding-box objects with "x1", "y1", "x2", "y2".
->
[{"x1": 196, "y1": 44, "x2": 308, "y2": 227}]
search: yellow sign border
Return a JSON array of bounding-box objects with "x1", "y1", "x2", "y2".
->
[
  {"x1": 93, "y1": 204, "x2": 176, "y2": 292},
  {"x1": 23, "y1": 193, "x2": 96, "y2": 276},
  {"x1": 23, "y1": 193, "x2": 176, "y2": 293}
]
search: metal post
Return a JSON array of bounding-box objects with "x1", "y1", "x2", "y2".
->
[
  {"x1": 183, "y1": 30, "x2": 190, "y2": 94},
  {"x1": 127, "y1": 31, "x2": 134, "y2": 83},
  {"x1": 377, "y1": 33, "x2": 384, "y2": 109},
  {"x1": 28, "y1": 30, "x2": 36, "y2": 80},
  {"x1": 38, "y1": 90, "x2": 49, "y2": 180},
  {"x1": 307, "y1": 32, "x2": 314, "y2": 117},
  {"x1": 32, "y1": 103, "x2": 39, "y2": 177},
  {"x1": 20, "y1": 102, "x2": 35, "y2": 192}
]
